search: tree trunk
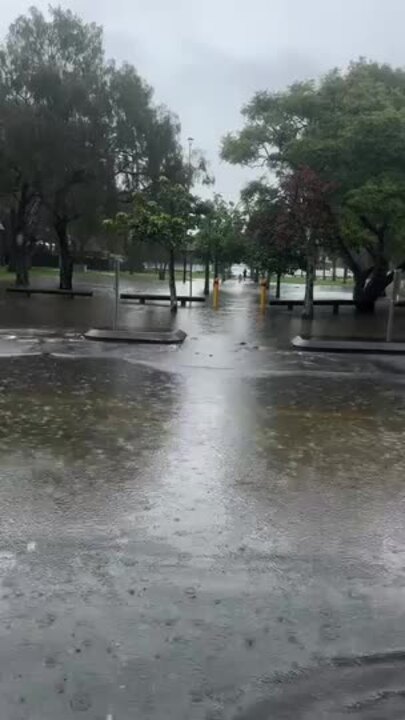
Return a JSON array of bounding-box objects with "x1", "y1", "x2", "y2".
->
[
  {"x1": 14, "y1": 243, "x2": 29, "y2": 287},
  {"x1": 253, "y1": 268, "x2": 259, "y2": 283},
  {"x1": 204, "y1": 254, "x2": 210, "y2": 296},
  {"x1": 332, "y1": 256, "x2": 337, "y2": 282},
  {"x1": 56, "y1": 217, "x2": 73, "y2": 290},
  {"x1": 276, "y1": 272, "x2": 282, "y2": 299},
  {"x1": 168, "y1": 248, "x2": 177, "y2": 313},
  {"x1": 158, "y1": 262, "x2": 167, "y2": 281},
  {"x1": 214, "y1": 257, "x2": 218, "y2": 278},
  {"x1": 9, "y1": 187, "x2": 31, "y2": 286},
  {"x1": 302, "y1": 253, "x2": 315, "y2": 319},
  {"x1": 343, "y1": 265, "x2": 348, "y2": 283},
  {"x1": 11, "y1": 225, "x2": 30, "y2": 286},
  {"x1": 182, "y1": 254, "x2": 187, "y2": 283},
  {"x1": 353, "y1": 260, "x2": 389, "y2": 313},
  {"x1": 336, "y1": 219, "x2": 396, "y2": 312},
  {"x1": 322, "y1": 255, "x2": 327, "y2": 280}
]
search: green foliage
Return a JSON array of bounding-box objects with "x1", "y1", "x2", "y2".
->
[
  {"x1": 222, "y1": 60, "x2": 405, "y2": 303},
  {"x1": 106, "y1": 181, "x2": 198, "y2": 256},
  {"x1": 0, "y1": 5, "x2": 112, "y2": 257},
  {"x1": 241, "y1": 181, "x2": 304, "y2": 275},
  {"x1": 194, "y1": 194, "x2": 244, "y2": 267},
  {"x1": 0, "y1": 5, "x2": 196, "y2": 285}
]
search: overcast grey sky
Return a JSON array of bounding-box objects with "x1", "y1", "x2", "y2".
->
[{"x1": 1, "y1": 0, "x2": 405, "y2": 198}]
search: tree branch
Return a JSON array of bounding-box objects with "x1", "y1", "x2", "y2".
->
[
  {"x1": 360, "y1": 214, "x2": 387, "y2": 246},
  {"x1": 360, "y1": 214, "x2": 379, "y2": 236}
]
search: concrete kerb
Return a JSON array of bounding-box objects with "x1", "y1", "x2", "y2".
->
[{"x1": 292, "y1": 335, "x2": 405, "y2": 354}]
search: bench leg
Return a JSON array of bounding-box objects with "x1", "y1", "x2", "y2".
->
[
  {"x1": 140, "y1": 298, "x2": 145, "y2": 305},
  {"x1": 288, "y1": 303, "x2": 293, "y2": 311},
  {"x1": 333, "y1": 304, "x2": 339, "y2": 315},
  {"x1": 181, "y1": 299, "x2": 186, "y2": 307}
]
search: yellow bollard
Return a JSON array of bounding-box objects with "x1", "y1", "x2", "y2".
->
[
  {"x1": 259, "y1": 278, "x2": 268, "y2": 312},
  {"x1": 213, "y1": 277, "x2": 220, "y2": 308}
]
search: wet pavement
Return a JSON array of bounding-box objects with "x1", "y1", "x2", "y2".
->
[{"x1": 0, "y1": 279, "x2": 405, "y2": 718}]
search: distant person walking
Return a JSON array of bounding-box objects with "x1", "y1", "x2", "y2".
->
[{"x1": 243, "y1": 269, "x2": 247, "y2": 281}]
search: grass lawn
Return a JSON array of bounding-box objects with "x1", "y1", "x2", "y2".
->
[
  {"x1": 0, "y1": 266, "x2": 353, "y2": 288},
  {"x1": 0, "y1": 266, "x2": 60, "y2": 280},
  {"x1": 280, "y1": 276, "x2": 354, "y2": 287},
  {"x1": 0, "y1": 266, "x2": 207, "y2": 286}
]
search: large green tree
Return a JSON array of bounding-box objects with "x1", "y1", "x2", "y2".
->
[
  {"x1": 222, "y1": 60, "x2": 405, "y2": 311},
  {"x1": 109, "y1": 63, "x2": 188, "y2": 198},
  {"x1": 0, "y1": 6, "x2": 112, "y2": 287},
  {"x1": 0, "y1": 6, "x2": 190, "y2": 288}
]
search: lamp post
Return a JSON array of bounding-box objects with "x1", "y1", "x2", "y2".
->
[
  {"x1": 187, "y1": 137, "x2": 194, "y2": 301},
  {"x1": 187, "y1": 136, "x2": 194, "y2": 188}
]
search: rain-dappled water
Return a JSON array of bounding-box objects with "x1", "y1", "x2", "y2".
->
[{"x1": 0, "y1": 279, "x2": 405, "y2": 718}]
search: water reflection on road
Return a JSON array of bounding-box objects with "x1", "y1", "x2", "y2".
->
[{"x1": 0, "y1": 279, "x2": 405, "y2": 718}]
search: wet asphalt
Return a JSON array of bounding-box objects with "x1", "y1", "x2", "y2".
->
[{"x1": 0, "y1": 278, "x2": 405, "y2": 719}]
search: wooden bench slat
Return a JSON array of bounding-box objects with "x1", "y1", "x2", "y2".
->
[
  {"x1": 269, "y1": 299, "x2": 354, "y2": 306},
  {"x1": 6, "y1": 287, "x2": 93, "y2": 297},
  {"x1": 269, "y1": 298, "x2": 354, "y2": 314},
  {"x1": 120, "y1": 293, "x2": 205, "y2": 304}
]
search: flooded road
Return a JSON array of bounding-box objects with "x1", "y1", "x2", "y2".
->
[{"x1": 0, "y1": 280, "x2": 405, "y2": 718}]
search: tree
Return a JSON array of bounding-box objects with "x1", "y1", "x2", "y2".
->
[
  {"x1": 277, "y1": 167, "x2": 336, "y2": 317},
  {"x1": 0, "y1": 6, "x2": 113, "y2": 288},
  {"x1": 241, "y1": 181, "x2": 304, "y2": 298},
  {"x1": 0, "y1": 6, "x2": 191, "y2": 289},
  {"x1": 194, "y1": 195, "x2": 243, "y2": 293},
  {"x1": 106, "y1": 180, "x2": 198, "y2": 311},
  {"x1": 222, "y1": 60, "x2": 405, "y2": 311},
  {"x1": 109, "y1": 63, "x2": 189, "y2": 199},
  {"x1": 0, "y1": 87, "x2": 45, "y2": 284}
]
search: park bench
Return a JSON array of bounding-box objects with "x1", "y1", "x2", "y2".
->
[
  {"x1": 270, "y1": 298, "x2": 356, "y2": 314},
  {"x1": 271, "y1": 298, "x2": 405, "y2": 314},
  {"x1": 6, "y1": 287, "x2": 93, "y2": 298},
  {"x1": 120, "y1": 292, "x2": 206, "y2": 307}
]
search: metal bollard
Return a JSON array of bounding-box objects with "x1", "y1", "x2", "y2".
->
[
  {"x1": 259, "y1": 278, "x2": 268, "y2": 312},
  {"x1": 213, "y1": 277, "x2": 220, "y2": 308}
]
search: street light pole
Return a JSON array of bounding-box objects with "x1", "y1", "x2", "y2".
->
[
  {"x1": 187, "y1": 136, "x2": 194, "y2": 187},
  {"x1": 187, "y1": 137, "x2": 194, "y2": 301}
]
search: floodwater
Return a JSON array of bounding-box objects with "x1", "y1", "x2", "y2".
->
[{"x1": 0, "y1": 278, "x2": 405, "y2": 719}]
